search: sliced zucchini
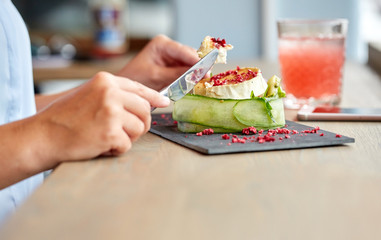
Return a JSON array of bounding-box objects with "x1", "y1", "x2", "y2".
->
[
  {"x1": 173, "y1": 94, "x2": 285, "y2": 132},
  {"x1": 173, "y1": 95, "x2": 247, "y2": 131},
  {"x1": 233, "y1": 98, "x2": 285, "y2": 128}
]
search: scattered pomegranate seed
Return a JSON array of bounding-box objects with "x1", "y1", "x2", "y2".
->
[
  {"x1": 264, "y1": 134, "x2": 276, "y2": 142},
  {"x1": 302, "y1": 126, "x2": 320, "y2": 134},
  {"x1": 152, "y1": 121, "x2": 157, "y2": 125},
  {"x1": 221, "y1": 134, "x2": 230, "y2": 140},
  {"x1": 267, "y1": 129, "x2": 276, "y2": 136},
  {"x1": 190, "y1": 125, "x2": 339, "y2": 145},
  {"x1": 242, "y1": 128, "x2": 250, "y2": 135},
  {"x1": 173, "y1": 121, "x2": 178, "y2": 125},
  {"x1": 242, "y1": 126, "x2": 257, "y2": 135},
  {"x1": 209, "y1": 68, "x2": 258, "y2": 86},
  {"x1": 259, "y1": 133, "x2": 274, "y2": 142},
  {"x1": 201, "y1": 128, "x2": 214, "y2": 135},
  {"x1": 210, "y1": 37, "x2": 227, "y2": 48},
  {"x1": 160, "y1": 114, "x2": 166, "y2": 119}
]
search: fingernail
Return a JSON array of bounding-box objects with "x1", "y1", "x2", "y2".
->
[{"x1": 162, "y1": 96, "x2": 170, "y2": 105}]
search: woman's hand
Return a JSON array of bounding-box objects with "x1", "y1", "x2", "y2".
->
[
  {"x1": 37, "y1": 72, "x2": 169, "y2": 163},
  {"x1": 118, "y1": 35, "x2": 200, "y2": 91},
  {"x1": 1, "y1": 72, "x2": 169, "y2": 188}
]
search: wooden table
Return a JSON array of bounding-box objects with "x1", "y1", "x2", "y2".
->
[{"x1": 1, "y1": 61, "x2": 381, "y2": 240}]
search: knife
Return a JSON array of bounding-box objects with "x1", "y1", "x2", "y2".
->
[{"x1": 152, "y1": 48, "x2": 218, "y2": 111}]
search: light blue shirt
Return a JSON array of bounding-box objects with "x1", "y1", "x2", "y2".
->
[{"x1": 0, "y1": 0, "x2": 44, "y2": 224}]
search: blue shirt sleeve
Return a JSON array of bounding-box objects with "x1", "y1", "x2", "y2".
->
[{"x1": 0, "y1": 0, "x2": 44, "y2": 225}]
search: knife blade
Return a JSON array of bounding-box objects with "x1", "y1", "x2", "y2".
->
[{"x1": 160, "y1": 48, "x2": 218, "y2": 102}]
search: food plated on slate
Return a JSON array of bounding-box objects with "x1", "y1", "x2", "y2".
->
[{"x1": 173, "y1": 36, "x2": 286, "y2": 133}]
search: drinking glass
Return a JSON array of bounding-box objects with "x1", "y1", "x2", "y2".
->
[{"x1": 277, "y1": 19, "x2": 348, "y2": 109}]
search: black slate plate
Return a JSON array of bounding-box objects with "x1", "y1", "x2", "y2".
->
[{"x1": 149, "y1": 113, "x2": 355, "y2": 155}]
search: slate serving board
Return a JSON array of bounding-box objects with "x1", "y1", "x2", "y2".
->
[{"x1": 149, "y1": 113, "x2": 355, "y2": 155}]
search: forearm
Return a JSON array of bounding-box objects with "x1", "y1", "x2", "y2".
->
[
  {"x1": 35, "y1": 88, "x2": 76, "y2": 112},
  {"x1": 0, "y1": 116, "x2": 57, "y2": 189}
]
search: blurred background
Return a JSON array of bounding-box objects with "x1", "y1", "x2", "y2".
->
[{"x1": 12, "y1": 0, "x2": 381, "y2": 93}]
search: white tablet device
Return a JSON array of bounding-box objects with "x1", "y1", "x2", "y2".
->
[{"x1": 297, "y1": 105, "x2": 381, "y2": 121}]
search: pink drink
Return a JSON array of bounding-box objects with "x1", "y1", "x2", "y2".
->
[
  {"x1": 279, "y1": 36, "x2": 345, "y2": 103},
  {"x1": 277, "y1": 19, "x2": 348, "y2": 108}
]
